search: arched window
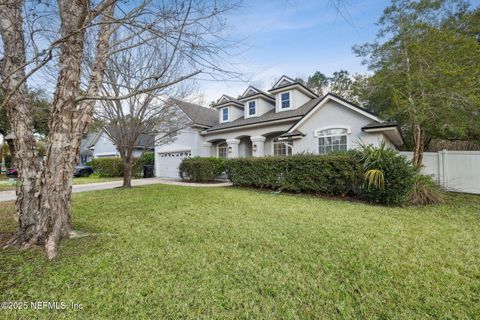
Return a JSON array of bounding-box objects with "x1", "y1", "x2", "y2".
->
[
  {"x1": 273, "y1": 138, "x2": 293, "y2": 156},
  {"x1": 217, "y1": 142, "x2": 228, "y2": 159},
  {"x1": 318, "y1": 128, "x2": 347, "y2": 154}
]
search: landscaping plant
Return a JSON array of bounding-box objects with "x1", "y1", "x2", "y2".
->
[
  {"x1": 225, "y1": 155, "x2": 362, "y2": 196},
  {"x1": 408, "y1": 173, "x2": 446, "y2": 205},
  {"x1": 179, "y1": 157, "x2": 226, "y2": 182},
  {"x1": 355, "y1": 141, "x2": 416, "y2": 205}
]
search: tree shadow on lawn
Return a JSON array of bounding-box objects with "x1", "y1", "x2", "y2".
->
[{"x1": 0, "y1": 200, "x2": 110, "y2": 260}]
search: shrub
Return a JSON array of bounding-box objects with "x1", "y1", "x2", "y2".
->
[
  {"x1": 225, "y1": 155, "x2": 362, "y2": 196},
  {"x1": 179, "y1": 157, "x2": 225, "y2": 182},
  {"x1": 90, "y1": 157, "x2": 144, "y2": 178},
  {"x1": 142, "y1": 152, "x2": 155, "y2": 166},
  {"x1": 90, "y1": 158, "x2": 124, "y2": 177},
  {"x1": 408, "y1": 173, "x2": 445, "y2": 205},
  {"x1": 355, "y1": 142, "x2": 416, "y2": 205}
]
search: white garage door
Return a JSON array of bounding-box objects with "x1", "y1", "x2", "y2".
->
[{"x1": 157, "y1": 151, "x2": 191, "y2": 178}]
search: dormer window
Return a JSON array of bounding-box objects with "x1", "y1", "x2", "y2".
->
[
  {"x1": 248, "y1": 101, "x2": 256, "y2": 116},
  {"x1": 281, "y1": 92, "x2": 290, "y2": 109},
  {"x1": 222, "y1": 107, "x2": 229, "y2": 122}
]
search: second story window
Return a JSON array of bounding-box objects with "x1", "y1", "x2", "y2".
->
[
  {"x1": 281, "y1": 92, "x2": 290, "y2": 109},
  {"x1": 222, "y1": 107, "x2": 229, "y2": 122},
  {"x1": 248, "y1": 101, "x2": 256, "y2": 116}
]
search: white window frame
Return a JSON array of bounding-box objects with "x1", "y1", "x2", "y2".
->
[
  {"x1": 247, "y1": 100, "x2": 256, "y2": 117},
  {"x1": 280, "y1": 92, "x2": 291, "y2": 110},
  {"x1": 221, "y1": 107, "x2": 229, "y2": 122},
  {"x1": 272, "y1": 137, "x2": 293, "y2": 156},
  {"x1": 317, "y1": 127, "x2": 349, "y2": 154},
  {"x1": 217, "y1": 142, "x2": 228, "y2": 158}
]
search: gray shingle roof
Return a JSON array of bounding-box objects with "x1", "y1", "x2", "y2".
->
[
  {"x1": 279, "y1": 130, "x2": 304, "y2": 138},
  {"x1": 205, "y1": 96, "x2": 323, "y2": 132},
  {"x1": 81, "y1": 132, "x2": 102, "y2": 149},
  {"x1": 362, "y1": 121, "x2": 398, "y2": 130},
  {"x1": 170, "y1": 98, "x2": 218, "y2": 127}
]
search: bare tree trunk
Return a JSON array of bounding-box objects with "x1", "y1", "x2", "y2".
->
[
  {"x1": 412, "y1": 123, "x2": 425, "y2": 169},
  {"x1": 2, "y1": 0, "x2": 115, "y2": 259},
  {"x1": 0, "y1": 0, "x2": 41, "y2": 247},
  {"x1": 122, "y1": 156, "x2": 133, "y2": 188}
]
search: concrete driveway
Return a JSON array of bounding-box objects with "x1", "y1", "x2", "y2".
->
[{"x1": 0, "y1": 178, "x2": 231, "y2": 202}]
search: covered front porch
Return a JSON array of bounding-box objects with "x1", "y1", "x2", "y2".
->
[{"x1": 200, "y1": 131, "x2": 300, "y2": 158}]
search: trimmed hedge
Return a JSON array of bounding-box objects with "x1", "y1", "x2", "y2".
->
[
  {"x1": 225, "y1": 155, "x2": 362, "y2": 196},
  {"x1": 180, "y1": 151, "x2": 416, "y2": 205},
  {"x1": 89, "y1": 157, "x2": 144, "y2": 178},
  {"x1": 179, "y1": 157, "x2": 225, "y2": 182}
]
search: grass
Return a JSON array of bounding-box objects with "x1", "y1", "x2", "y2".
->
[
  {"x1": 71, "y1": 176, "x2": 123, "y2": 185},
  {"x1": 0, "y1": 176, "x2": 123, "y2": 191},
  {"x1": 0, "y1": 185, "x2": 479, "y2": 319}
]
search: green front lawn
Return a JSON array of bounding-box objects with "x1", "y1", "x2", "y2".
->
[
  {"x1": 0, "y1": 176, "x2": 123, "y2": 191},
  {"x1": 1, "y1": 185, "x2": 479, "y2": 319}
]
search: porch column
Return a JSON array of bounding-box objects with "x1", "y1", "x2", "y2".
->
[
  {"x1": 226, "y1": 138, "x2": 240, "y2": 158},
  {"x1": 200, "y1": 142, "x2": 212, "y2": 157},
  {"x1": 251, "y1": 136, "x2": 266, "y2": 157}
]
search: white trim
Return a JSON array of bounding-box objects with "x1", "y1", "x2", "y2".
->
[
  {"x1": 271, "y1": 137, "x2": 294, "y2": 156},
  {"x1": 241, "y1": 86, "x2": 260, "y2": 97},
  {"x1": 245, "y1": 99, "x2": 257, "y2": 118},
  {"x1": 220, "y1": 107, "x2": 230, "y2": 123},
  {"x1": 277, "y1": 90, "x2": 292, "y2": 112},
  {"x1": 216, "y1": 142, "x2": 228, "y2": 158},
  {"x1": 362, "y1": 127, "x2": 396, "y2": 133},
  {"x1": 226, "y1": 138, "x2": 240, "y2": 145},
  {"x1": 94, "y1": 152, "x2": 119, "y2": 157},
  {"x1": 238, "y1": 92, "x2": 275, "y2": 103},
  {"x1": 271, "y1": 75, "x2": 295, "y2": 89},
  {"x1": 316, "y1": 128, "x2": 349, "y2": 154},
  {"x1": 218, "y1": 95, "x2": 231, "y2": 104},
  {"x1": 201, "y1": 116, "x2": 301, "y2": 135},
  {"x1": 269, "y1": 83, "x2": 317, "y2": 99},
  {"x1": 250, "y1": 136, "x2": 266, "y2": 143},
  {"x1": 288, "y1": 94, "x2": 381, "y2": 133},
  {"x1": 313, "y1": 125, "x2": 351, "y2": 137},
  {"x1": 363, "y1": 127, "x2": 403, "y2": 146}
]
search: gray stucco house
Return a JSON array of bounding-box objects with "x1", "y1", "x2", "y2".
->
[{"x1": 155, "y1": 75, "x2": 403, "y2": 178}]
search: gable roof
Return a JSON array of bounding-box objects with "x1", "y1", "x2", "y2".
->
[
  {"x1": 204, "y1": 96, "x2": 322, "y2": 133},
  {"x1": 104, "y1": 126, "x2": 155, "y2": 149},
  {"x1": 212, "y1": 94, "x2": 243, "y2": 108},
  {"x1": 271, "y1": 75, "x2": 296, "y2": 90},
  {"x1": 268, "y1": 75, "x2": 318, "y2": 98},
  {"x1": 204, "y1": 93, "x2": 388, "y2": 135},
  {"x1": 240, "y1": 86, "x2": 261, "y2": 97},
  {"x1": 286, "y1": 93, "x2": 382, "y2": 133},
  {"x1": 170, "y1": 98, "x2": 218, "y2": 127},
  {"x1": 238, "y1": 86, "x2": 275, "y2": 102},
  {"x1": 81, "y1": 132, "x2": 103, "y2": 150}
]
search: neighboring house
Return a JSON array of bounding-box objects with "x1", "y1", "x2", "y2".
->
[
  {"x1": 155, "y1": 75, "x2": 403, "y2": 178},
  {"x1": 80, "y1": 130, "x2": 154, "y2": 165}
]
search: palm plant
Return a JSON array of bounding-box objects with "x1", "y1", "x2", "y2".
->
[{"x1": 357, "y1": 140, "x2": 389, "y2": 191}]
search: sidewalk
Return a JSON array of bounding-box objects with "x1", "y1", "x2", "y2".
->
[{"x1": 0, "y1": 178, "x2": 231, "y2": 202}]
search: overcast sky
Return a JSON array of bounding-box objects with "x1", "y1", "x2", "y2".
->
[{"x1": 196, "y1": 0, "x2": 480, "y2": 104}]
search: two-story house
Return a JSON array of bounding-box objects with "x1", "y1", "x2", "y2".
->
[{"x1": 155, "y1": 75, "x2": 403, "y2": 178}]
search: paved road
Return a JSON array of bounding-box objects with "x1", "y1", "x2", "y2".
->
[{"x1": 0, "y1": 178, "x2": 231, "y2": 202}]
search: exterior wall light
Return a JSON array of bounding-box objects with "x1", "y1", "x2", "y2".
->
[{"x1": 228, "y1": 146, "x2": 232, "y2": 153}]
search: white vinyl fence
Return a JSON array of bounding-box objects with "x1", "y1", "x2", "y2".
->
[{"x1": 400, "y1": 150, "x2": 480, "y2": 194}]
